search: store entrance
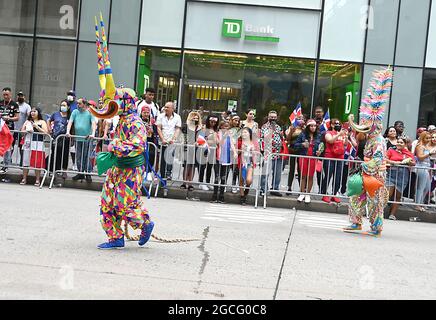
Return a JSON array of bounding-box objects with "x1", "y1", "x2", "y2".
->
[{"x1": 182, "y1": 79, "x2": 242, "y2": 118}]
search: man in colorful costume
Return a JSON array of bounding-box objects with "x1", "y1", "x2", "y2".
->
[
  {"x1": 90, "y1": 14, "x2": 154, "y2": 249},
  {"x1": 344, "y1": 67, "x2": 393, "y2": 237}
]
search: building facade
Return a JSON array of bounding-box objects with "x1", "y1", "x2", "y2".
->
[{"x1": 1, "y1": 0, "x2": 436, "y2": 136}]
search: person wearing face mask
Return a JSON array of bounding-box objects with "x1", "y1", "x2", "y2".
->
[
  {"x1": 182, "y1": 111, "x2": 203, "y2": 191},
  {"x1": 47, "y1": 100, "x2": 70, "y2": 178},
  {"x1": 259, "y1": 111, "x2": 285, "y2": 197},
  {"x1": 66, "y1": 90, "x2": 78, "y2": 114},
  {"x1": 14, "y1": 91, "x2": 31, "y2": 166},
  {"x1": 320, "y1": 118, "x2": 348, "y2": 204}
]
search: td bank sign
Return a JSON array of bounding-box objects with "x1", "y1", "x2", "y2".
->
[{"x1": 222, "y1": 19, "x2": 280, "y2": 43}]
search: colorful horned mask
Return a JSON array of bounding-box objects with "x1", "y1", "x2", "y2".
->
[
  {"x1": 348, "y1": 67, "x2": 393, "y2": 138},
  {"x1": 88, "y1": 13, "x2": 137, "y2": 119}
]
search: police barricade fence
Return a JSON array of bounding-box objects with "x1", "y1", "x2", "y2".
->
[
  {"x1": 1, "y1": 129, "x2": 53, "y2": 188},
  {"x1": 49, "y1": 134, "x2": 159, "y2": 194},
  {"x1": 262, "y1": 152, "x2": 436, "y2": 211},
  {"x1": 155, "y1": 142, "x2": 263, "y2": 208}
]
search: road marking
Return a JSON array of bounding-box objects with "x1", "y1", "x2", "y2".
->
[
  {"x1": 202, "y1": 204, "x2": 288, "y2": 224},
  {"x1": 297, "y1": 213, "x2": 349, "y2": 230}
]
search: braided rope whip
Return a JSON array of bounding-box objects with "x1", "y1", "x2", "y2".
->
[{"x1": 123, "y1": 222, "x2": 200, "y2": 243}]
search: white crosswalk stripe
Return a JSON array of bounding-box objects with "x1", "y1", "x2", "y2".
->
[
  {"x1": 202, "y1": 204, "x2": 289, "y2": 224},
  {"x1": 297, "y1": 213, "x2": 349, "y2": 230}
]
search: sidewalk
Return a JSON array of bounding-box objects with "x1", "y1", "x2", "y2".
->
[{"x1": 2, "y1": 168, "x2": 436, "y2": 224}]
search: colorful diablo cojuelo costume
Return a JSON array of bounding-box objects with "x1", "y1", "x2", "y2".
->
[
  {"x1": 90, "y1": 14, "x2": 154, "y2": 249},
  {"x1": 345, "y1": 67, "x2": 393, "y2": 237}
]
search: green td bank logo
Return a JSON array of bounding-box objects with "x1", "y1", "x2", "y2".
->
[
  {"x1": 222, "y1": 18, "x2": 279, "y2": 43},
  {"x1": 222, "y1": 19, "x2": 243, "y2": 38}
]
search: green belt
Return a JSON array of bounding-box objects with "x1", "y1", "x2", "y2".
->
[{"x1": 114, "y1": 155, "x2": 145, "y2": 169}]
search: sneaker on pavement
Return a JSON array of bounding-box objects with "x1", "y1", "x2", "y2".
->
[
  {"x1": 138, "y1": 221, "x2": 155, "y2": 246},
  {"x1": 199, "y1": 184, "x2": 209, "y2": 191},
  {"x1": 97, "y1": 237, "x2": 125, "y2": 250},
  {"x1": 331, "y1": 197, "x2": 341, "y2": 204},
  {"x1": 231, "y1": 187, "x2": 238, "y2": 194},
  {"x1": 343, "y1": 223, "x2": 362, "y2": 231},
  {"x1": 2, "y1": 178, "x2": 11, "y2": 183},
  {"x1": 0, "y1": 167, "x2": 7, "y2": 174},
  {"x1": 305, "y1": 195, "x2": 311, "y2": 204},
  {"x1": 208, "y1": 185, "x2": 214, "y2": 191},
  {"x1": 388, "y1": 215, "x2": 397, "y2": 221},
  {"x1": 85, "y1": 175, "x2": 92, "y2": 183},
  {"x1": 270, "y1": 191, "x2": 283, "y2": 197},
  {"x1": 322, "y1": 196, "x2": 331, "y2": 204},
  {"x1": 367, "y1": 230, "x2": 382, "y2": 238},
  {"x1": 297, "y1": 195, "x2": 305, "y2": 202},
  {"x1": 72, "y1": 174, "x2": 85, "y2": 181}
]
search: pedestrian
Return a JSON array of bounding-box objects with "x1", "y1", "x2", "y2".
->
[
  {"x1": 238, "y1": 127, "x2": 256, "y2": 205},
  {"x1": 182, "y1": 110, "x2": 202, "y2": 191},
  {"x1": 66, "y1": 98, "x2": 97, "y2": 182},
  {"x1": 156, "y1": 101, "x2": 182, "y2": 182},
  {"x1": 285, "y1": 116, "x2": 305, "y2": 193},
  {"x1": 140, "y1": 105, "x2": 158, "y2": 181},
  {"x1": 66, "y1": 90, "x2": 78, "y2": 113},
  {"x1": 242, "y1": 109, "x2": 259, "y2": 135},
  {"x1": 136, "y1": 88, "x2": 160, "y2": 120},
  {"x1": 294, "y1": 119, "x2": 321, "y2": 203},
  {"x1": 321, "y1": 119, "x2": 348, "y2": 204},
  {"x1": 211, "y1": 121, "x2": 237, "y2": 203},
  {"x1": 198, "y1": 115, "x2": 219, "y2": 191},
  {"x1": 20, "y1": 107, "x2": 49, "y2": 186},
  {"x1": 314, "y1": 106, "x2": 325, "y2": 131},
  {"x1": 0, "y1": 87, "x2": 19, "y2": 177},
  {"x1": 384, "y1": 126, "x2": 398, "y2": 150},
  {"x1": 394, "y1": 120, "x2": 412, "y2": 149},
  {"x1": 47, "y1": 100, "x2": 70, "y2": 177},
  {"x1": 414, "y1": 131, "x2": 434, "y2": 212},
  {"x1": 229, "y1": 114, "x2": 242, "y2": 194},
  {"x1": 259, "y1": 111, "x2": 284, "y2": 197},
  {"x1": 385, "y1": 137, "x2": 415, "y2": 220},
  {"x1": 14, "y1": 91, "x2": 31, "y2": 166}
]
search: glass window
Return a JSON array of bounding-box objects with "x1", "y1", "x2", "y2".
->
[
  {"x1": 31, "y1": 39, "x2": 76, "y2": 114},
  {"x1": 136, "y1": 48, "x2": 181, "y2": 108},
  {"x1": 76, "y1": 42, "x2": 101, "y2": 102},
  {"x1": 0, "y1": 0, "x2": 36, "y2": 35},
  {"x1": 365, "y1": 0, "x2": 399, "y2": 65},
  {"x1": 395, "y1": 0, "x2": 431, "y2": 68},
  {"x1": 418, "y1": 69, "x2": 436, "y2": 128},
  {"x1": 389, "y1": 67, "x2": 423, "y2": 137},
  {"x1": 425, "y1": 0, "x2": 436, "y2": 68},
  {"x1": 315, "y1": 61, "x2": 362, "y2": 123},
  {"x1": 320, "y1": 0, "x2": 368, "y2": 62},
  {"x1": 79, "y1": 0, "x2": 110, "y2": 42},
  {"x1": 361, "y1": 64, "x2": 391, "y2": 131},
  {"x1": 139, "y1": 0, "x2": 185, "y2": 48},
  {"x1": 107, "y1": 44, "x2": 137, "y2": 90},
  {"x1": 182, "y1": 50, "x2": 315, "y2": 124},
  {"x1": 0, "y1": 36, "x2": 33, "y2": 96},
  {"x1": 109, "y1": 0, "x2": 140, "y2": 44},
  {"x1": 36, "y1": 0, "x2": 79, "y2": 38}
]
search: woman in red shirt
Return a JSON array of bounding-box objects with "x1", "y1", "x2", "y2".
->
[{"x1": 385, "y1": 137, "x2": 415, "y2": 220}]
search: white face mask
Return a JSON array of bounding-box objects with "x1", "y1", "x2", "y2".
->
[
  {"x1": 60, "y1": 106, "x2": 68, "y2": 113},
  {"x1": 67, "y1": 95, "x2": 74, "y2": 102}
]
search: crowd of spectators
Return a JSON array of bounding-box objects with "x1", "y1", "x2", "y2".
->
[{"x1": 1, "y1": 86, "x2": 436, "y2": 211}]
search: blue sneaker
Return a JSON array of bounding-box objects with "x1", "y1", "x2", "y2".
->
[
  {"x1": 367, "y1": 230, "x2": 382, "y2": 238},
  {"x1": 97, "y1": 237, "x2": 125, "y2": 250},
  {"x1": 343, "y1": 223, "x2": 362, "y2": 231},
  {"x1": 138, "y1": 221, "x2": 154, "y2": 246}
]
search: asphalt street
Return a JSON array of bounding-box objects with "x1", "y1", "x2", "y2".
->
[{"x1": 1, "y1": 183, "x2": 436, "y2": 300}]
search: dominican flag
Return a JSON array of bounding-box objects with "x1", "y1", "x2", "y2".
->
[
  {"x1": 345, "y1": 141, "x2": 357, "y2": 160},
  {"x1": 0, "y1": 119, "x2": 13, "y2": 157},
  {"x1": 321, "y1": 109, "x2": 331, "y2": 132},
  {"x1": 196, "y1": 134, "x2": 207, "y2": 146},
  {"x1": 289, "y1": 102, "x2": 303, "y2": 127}
]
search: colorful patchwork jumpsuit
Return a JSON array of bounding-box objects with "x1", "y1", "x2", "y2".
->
[
  {"x1": 100, "y1": 111, "x2": 152, "y2": 241},
  {"x1": 348, "y1": 135, "x2": 388, "y2": 233}
]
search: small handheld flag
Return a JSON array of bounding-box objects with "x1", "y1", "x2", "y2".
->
[
  {"x1": 289, "y1": 102, "x2": 303, "y2": 127},
  {"x1": 321, "y1": 109, "x2": 331, "y2": 132}
]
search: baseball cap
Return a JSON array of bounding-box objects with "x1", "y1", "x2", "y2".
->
[
  {"x1": 428, "y1": 125, "x2": 436, "y2": 131},
  {"x1": 17, "y1": 91, "x2": 24, "y2": 96},
  {"x1": 67, "y1": 90, "x2": 76, "y2": 96},
  {"x1": 87, "y1": 100, "x2": 97, "y2": 107}
]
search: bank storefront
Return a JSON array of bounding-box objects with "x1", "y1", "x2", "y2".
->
[{"x1": 2, "y1": 0, "x2": 436, "y2": 135}]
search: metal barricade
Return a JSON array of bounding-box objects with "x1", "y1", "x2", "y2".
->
[
  {"x1": 154, "y1": 142, "x2": 263, "y2": 208},
  {"x1": 0, "y1": 129, "x2": 53, "y2": 188}
]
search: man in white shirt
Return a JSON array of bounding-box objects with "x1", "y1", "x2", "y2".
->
[{"x1": 156, "y1": 101, "x2": 181, "y2": 181}]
